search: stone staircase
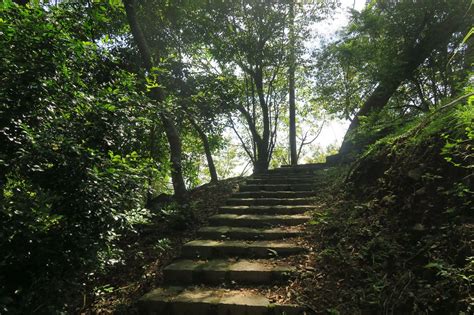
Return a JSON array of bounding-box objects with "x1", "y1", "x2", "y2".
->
[{"x1": 139, "y1": 164, "x2": 325, "y2": 315}]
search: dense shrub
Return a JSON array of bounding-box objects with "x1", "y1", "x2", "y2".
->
[{"x1": 0, "y1": 4, "x2": 157, "y2": 313}]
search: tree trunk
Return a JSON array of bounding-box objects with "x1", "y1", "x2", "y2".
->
[
  {"x1": 188, "y1": 117, "x2": 218, "y2": 183},
  {"x1": 339, "y1": 7, "x2": 469, "y2": 155},
  {"x1": 123, "y1": 0, "x2": 187, "y2": 201},
  {"x1": 161, "y1": 114, "x2": 187, "y2": 199},
  {"x1": 254, "y1": 143, "x2": 270, "y2": 174},
  {"x1": 253, "y1": 67, "x2": 271, "y2": 173},
  {"x1": 288, "y1": 0, "x2": 297, "y2": 165}
]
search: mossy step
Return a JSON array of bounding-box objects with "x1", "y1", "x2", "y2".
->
[
  {"x1": 246, "y1": 178, "x2": 315, "y2": 185},
  {"x1": 226, "y1": 198, "x2": 313, "y2": 206},
  {"x1": 218, "y1": 205, "x2": 313, "y2": 215},
  {"x1": 197, "y1": 226, "x2": 304, "y2": 240},
  {"x1": 209, "y1": 214, "x2": 310, "y2": 227},
  {"x1": 239, "y1": 183, "x2": 314, "y2": 192},
  {"x1": 138, "y1": 286, "x2": 306, "y2": 315},
  {"x1": 182, "y1": 239, "x2": 305, "y2": 258},
  {"x1": 163, "y1": 259, "x2": 295, "y2": 285},
  {"x1": 233, "y1": 191, "x2": 315, "y2": 198}
]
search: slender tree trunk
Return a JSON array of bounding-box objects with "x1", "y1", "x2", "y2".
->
[
  {"x1": 161, "y1": 114, "x2": 187, "y2": 198},
  {"x1": 288, "y1": 0, "x2": 297, "y2": 165},
  {"x1": 253, "y1": 68, "x2": 271, "y2": 174},
  {"x1": 123, "y1": 0, "x2": 187, "y2": 201},
  {"x1": 188, "y1": 117, "x2": 218, "y2": 183}
]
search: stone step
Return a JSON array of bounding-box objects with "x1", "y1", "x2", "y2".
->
[
  {"x1": 139, "y1": 286, "x2": 305, "y2": 315},
  {"x1": 280, "y1": 162, "x2": 326, "y2": 169},
  {"x1": 226, "y1": 197, "x2": 313, "y2": 206},
  {"x1": 209, "y1": 214, "x2": 310, "y2": 227},
  {"x1": 239, "y1": 183, "x2": 314, "y2": 192},
  {"x1": 218, "y1": 205, "x2": 313, "y2": 215},
  {"x1": 181, "y1": 240, "x2": 305, "y2": 259},
  {"x1": 251, "y1": 174, "x2": 315, "y2": 180},
  {"x1": 265, "y1": 168, "x2": 320, "y2": 175},
  {"x1": 233, "y1": 191, "x2": 315, "y2": 198},
  {"x1": 265, "y1": 172, "x2": 316, "y2": 177},
  {"x1": 246, "y1": 178, "x2": 314, "y2": 185},
  {"x1": 163, "y1": 259, "x2": 295, "y2": 285},
  {"x1": 197, "y1": 226, "x2": 304, "y2": 240}
]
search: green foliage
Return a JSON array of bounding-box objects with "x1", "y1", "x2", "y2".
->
[
  {"x1": 313, "y1": 0, "x2": 472, "y2": 119},
  {"x1": 307, "y1": 97, "x2": 473, "y2": 313},
  {"x1": 0, "y1": 3, "x2": 159, "y2": 313}
]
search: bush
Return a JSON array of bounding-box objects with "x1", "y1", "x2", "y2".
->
[{"x1": 0, "y1": 4, "x2": 157, "y2": 313}]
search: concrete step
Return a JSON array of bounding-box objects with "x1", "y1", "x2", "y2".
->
[
  {"x1": 218, "y1": 205, "x2": 313, "y2": 215},
  {"x1": 239, "y1": 183, "x2": 314, "y2": 192},
  {"x1": 233, "y1": 191, "x2": 315, "y2": 198},
  {"x1": 197, "y1": 226, "x2": 305, "y2": 240},
  {"x1": 163, "y1": 259, "x2": 295, "y2": 285},
  {"x1": 226, "y1": 197, "x2": 313, "y2": 206},
  {"x1": 246, "y1": 178, "x2": 315, "y2": 185},
  {"x1": 139, "y1": 286, "x2": 306, "y2": 315},
  {"x1": 182, "y1": 239, "x2": 305, "y2": 259},
  {"x1": 209, "y1": 214, "x2": 310, "y2": 227}
]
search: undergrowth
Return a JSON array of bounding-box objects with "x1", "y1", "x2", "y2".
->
[{"x1": 303, "y1": 101, "x2": 473, "y2": 314}]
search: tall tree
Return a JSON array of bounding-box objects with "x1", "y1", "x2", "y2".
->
[
  {"x1": 336, "y1": 0, "x2": 473, "y2": 154},
  {"x1": 313, "y1": 0, "x2": 473, "y2": 155},
  {"x1": 122, "y1": 0, "x2": 187, "y2": 200},
  {"x1": 189, "y1": 1, "x2": 291, "y2": 173},
  {"x1": 288, "y1": 0, "x2": 297, "y2": 165}
]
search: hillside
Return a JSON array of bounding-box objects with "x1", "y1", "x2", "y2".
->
[{"x1": 299, "y1": 100, "x2": 473, "y2": 313}]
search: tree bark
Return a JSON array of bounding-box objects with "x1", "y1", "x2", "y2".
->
[
  {"x1": 339, "y1": 6, "x2": 470, "y2": 155},
  {"x1": 288, "y1": 0, "x2": 297, "y2": 165},
  {"x1": 123, "y1": 0, "x2": 187, "y2": 201},
  {"x1": 188, "y1": 116, "x2": 218, "y2": 183}
]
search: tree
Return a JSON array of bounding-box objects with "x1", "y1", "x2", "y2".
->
[
  {"x1": 187, "y1": 1, "x2": 294, "y2": 173},
  {"x1": 288, "y1": 0, "x2": 297, "y2": 165},
  {"x1": 313, "y1": 0, "x2": 473, "y2": 155},
  {"x1": 177, "y1": 73, "x2": 233, "y2": 184},
  {"x1": 122, "y1": 0, "x2": 187, "y2": 200}
]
